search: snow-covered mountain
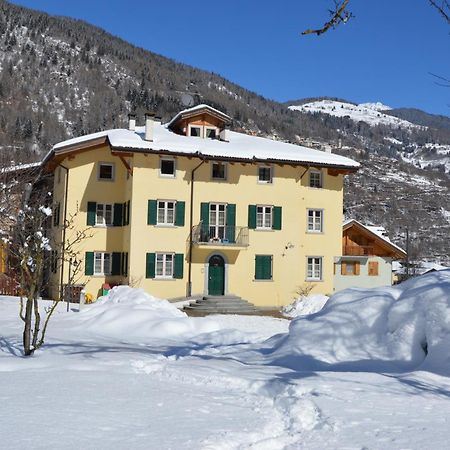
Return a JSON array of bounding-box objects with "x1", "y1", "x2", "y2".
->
[{"x1": 289, "y1": 99, "x2": 420, "y2": 128}]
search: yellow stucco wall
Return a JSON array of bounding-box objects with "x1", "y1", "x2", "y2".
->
[{"x1": 51, "y1": 146, "x2": 344, "y2": 307}]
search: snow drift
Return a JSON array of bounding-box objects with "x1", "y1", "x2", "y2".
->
[
  {"x1": 76, "y1": 286, "x2": 220, "y2": 341},
  {"x1": 282, "y1": 294, "x2": 329, "y2": 318},
  {"x1": 271, "y1": 270, "x2": 450, "y2": 374}
]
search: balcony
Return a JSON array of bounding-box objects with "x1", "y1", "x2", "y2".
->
[
  {"x1": 191, "y1": 223, "x2": 249, "y2": 248},
  {"x1": 343, "y1": 245, "x2": 374, "y2": 256}
]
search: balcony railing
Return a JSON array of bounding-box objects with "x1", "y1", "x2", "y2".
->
[
  {"x1": 343, "y1": 245, "x2": 374, "y2": 256},
  {"x1": 191, "y1": 223, "x2": 249, "y2": 247}
]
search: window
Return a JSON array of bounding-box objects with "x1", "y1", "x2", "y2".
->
[
  {"x1": 189, "y1": 126, "x2": 202, "y2": 137},
  {"x1": 205, "y1": 127, "x2": 217, "y2": 139},
  {"x1": 94, "y1": 252, "x2": 112, "y2": 276},
  {"x1": 209, "y1": 203, "x2": 226, "y2": 240},
  {"x1": 307, "y1": 209, "x2": 323, "y2": 232},
  {"x1": 341, "y1": 261, "x2": 360, "y2": 276},
  {"x1": 256, "y1": 205, "x2": 272, "y2": 229},
  {"x1": 258, "y1": 166, "x2": 272, "y2": 183},
  {"x1": 155, "y1": 253, "x2": 174, "y2": 278},
  {"x1": 157, "y1": 200, "x2": 175, "y2": 225},
  {"x1": 255, "y1": 255, "x2": 273, "y2": 280},
  {"x1": 96, "y1": 203, "x2": 113, "y2": 226},
  {"x1": 211, "y1": 162, "x2": 227, "y2": 180},
  {"x1": 307, "y1": 257, "x2": 322, "y2": 280},
  {"x1": 309, "y1": 170, "x2": 322, "y2": 188},
  {"x1": 160, "y1": 158, "x2": 175, "y2": 177},
  {"x1": 98, "y1": 163, "x2": 114, "y2": 181}
]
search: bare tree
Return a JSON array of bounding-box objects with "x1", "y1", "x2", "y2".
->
[{"x1": 302, "y1": 0, "x2": 449, "y2": 36}]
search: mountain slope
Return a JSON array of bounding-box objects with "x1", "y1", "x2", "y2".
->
[{"x1": 1, "y1": 0, "x2": 449, "y2": 265}]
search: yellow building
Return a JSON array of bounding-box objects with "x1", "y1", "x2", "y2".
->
[{"x1": 44, "y1": 105, "x2": 359, "y2": 307}]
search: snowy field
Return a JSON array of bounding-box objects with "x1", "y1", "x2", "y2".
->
[{"x1": 1, "y1": 271, "x2": 450, "y2": 450}]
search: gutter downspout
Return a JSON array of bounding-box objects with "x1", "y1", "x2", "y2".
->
[
  {"x1": 58, "y1": 164, "x2": 69, "y2": 306},
  {"x1": 187, "y1": 156, "x2": 206, "y2": 297}
]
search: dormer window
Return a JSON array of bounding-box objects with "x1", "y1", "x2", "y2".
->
[
  {"x1": 205, "y1": 127, "x2": 217, "y2": 139},
  {"x1": 188, "y1": 124, "x2": 219, "y2": 139},
  {"x1": 189, "y1": 125, "x2": 202, "y2": 137}
]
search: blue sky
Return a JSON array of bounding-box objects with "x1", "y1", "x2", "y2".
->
[{"x1": 10, "y1": 0, "x2": 450, "y2": 116}]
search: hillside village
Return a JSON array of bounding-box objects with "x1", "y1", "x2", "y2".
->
[{"x1": 1, "y1": 1, "x2": 450, "y2": 449}]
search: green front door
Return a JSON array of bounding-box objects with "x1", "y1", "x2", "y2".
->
[{"x1": 208, "y1": 255, "x2": 225, "y2": 295}]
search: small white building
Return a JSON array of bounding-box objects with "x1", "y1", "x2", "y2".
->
[{"x1": 334, "y1": 220, "x2": 406, "y2": 292}]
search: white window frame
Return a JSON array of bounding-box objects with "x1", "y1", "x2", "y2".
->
[
  {"x1": 257, "y1": 165, "x2": 273, "y2": 184},
  {"x1": 188, "y1": 124, "x2": 202, "y2": 138},
  {"x1": 307, "y1": 209, "x2": 323, "y2": 233},
  {"x1": 98, "y1": 162, "x2": 115, "y2": 181},
  {"x1": 209, "y1": 203, "x2": 227, "y2": 240},
  {"x1": 204, "y1": 126, "x2": 219, "y2": 139},
  {"x1": 155, "y1": 253, "x2": 174, "y2": 279},
  {"x1": 159, "y1": 158, "x2": 176, "y2": 178},
  {"x1": 94, "y1": 252, "x2": 112, "y2": 276},
  {"x1": 309, "y1": 170, "x2": 322, "y2": 189},
  {"x1": 95, "y1": 203, "x2": 114, "y2": 227},
  {"x1": 211, "y1": 162, "x2": 227, "y2": 181},
  {"x1": 306, "y1": 256, "x2": 323, "y2": 281},
  {"x1": 256, "y1": 205, "x2": 273, "y2": 230},
  {"x1": 157, "y1": 200, "x2": 176, "y2": 226}
]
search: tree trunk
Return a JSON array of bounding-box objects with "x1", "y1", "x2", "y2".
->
[{"x1": 23, "y1": 297, "x2": 34, "y2": 356}]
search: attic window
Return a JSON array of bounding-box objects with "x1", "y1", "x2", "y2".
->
[
  {"x1": 205, "y1": 127, "x2": 217, "y2": 139},
  {"x1": 189, "y1": 126, "x2": 201, "y2": 137},
  {"x1": 211, "y1": 162, "x2": 227, "y2": 180},
  {"x1": 98, "y1": 162, "x2": 114, "y2": 181}
]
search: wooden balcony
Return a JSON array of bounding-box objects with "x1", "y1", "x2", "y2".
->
[{"x1": 343, "y1": 245, "x2": 374, "y2": 256}]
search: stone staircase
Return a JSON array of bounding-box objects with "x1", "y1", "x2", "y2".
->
[{"x1": 184, "y1": 295, "x2": 259, "y2": 314}]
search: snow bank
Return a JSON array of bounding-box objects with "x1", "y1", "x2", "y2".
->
[
  {"x1": 76, "y1": 286, "x2": 220, "y2": 341},
  {"x1": 271, "y1": 270, "x2": 450, "y2": 374},
  {"x1": 282, "y1": 294, "x2": 329, "y2": 318}
]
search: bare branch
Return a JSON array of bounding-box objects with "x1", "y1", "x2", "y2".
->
[
  {"x1": 429, "y1": 72, "x2": 450, "y2": 87},
  {"x1": 302, "y1": 0, "x2": 353, "y2": 36},
  {"x1": 428, "y1": 0, "x2": 450, "y2": 23}
]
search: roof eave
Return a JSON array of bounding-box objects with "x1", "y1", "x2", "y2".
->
[{"x1": 110, "y1": 145, "x2": 359, "y2": 171}]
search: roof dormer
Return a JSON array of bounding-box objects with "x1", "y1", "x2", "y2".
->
[{"x1": 167, "y1": 104, "x2": 232, "y2": 140}]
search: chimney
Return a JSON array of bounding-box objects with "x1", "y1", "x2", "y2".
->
[
  {"x1": 128, "y1": 113, "x2": 136, "y2": 131},
  {"x1": 145, "y1": 112, "x2": 155, "y2": 141},
  {"x1": 219, "y1": 126, "x2": 230, "y2": 142}
]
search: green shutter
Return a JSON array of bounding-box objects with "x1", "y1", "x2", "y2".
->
[
  {"x1": 248, "y1": 205, "x2": 256, "y2": 229},
  {"x1": 226, "y1": 203, "x2": 236, "y2": 243},
  {"x1": 255, "y1": 255, "x2": 272, "y2": 280},
  {"x1": 85, "y1": 252, "x2": 94, "y2": 275},
  {"x1": 174, "y1": 253, "x2": 184, "y2": 279},
  {"x1": 146, "y1": 253, "x2": 155, "y2": 278},
  {"x1": 111, "y1": 252, "x2": 121, "y2": 275},
  {"x1": 122, "y1": 202, "x2": 127, "y2": 226},
  {"x1": 124, "y1": 252, "x2": 128, "y2": 276},
  {"x1": 148, "y1": 200, "x2": 157, "y2": 225},
  {"x1": 87, "y1": 202, "x2": 96, "y2": 226},
  {"x1": 175, "y1": 201, "x2": 185, "y2": 226},
  {"x1": 200, "y1": 202, "x2": 209, "y2": 228},
  {"x1": 113, "y1": 203, "x2": 123, "y2": 227},
  {"x1": 126, "y1": 200, "x2": 130, "y2": 225},
  {"x1": 272, "y1": 206, "x2": 282, "y2": 230}
]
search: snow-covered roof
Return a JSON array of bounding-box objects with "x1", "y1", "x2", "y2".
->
[
  {"x1": 167, "y1": 104, "x2": 232, "y2": 128},
  {"x1": 49, "y1": 124, "x2": 360, "y2": 169},
  {"x1": 343, "y1": 219, "x2": 406, "y2": 256}
]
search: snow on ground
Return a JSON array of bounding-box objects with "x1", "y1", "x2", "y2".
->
[
  {"x1": 282, "y1": 294, "x2": 329, "y2": 318},
  {"x1": 2, "y1": 273, "x2": 450, "y2": 449},
  {"x1": 289, "y1": 100, "x2": 421, "y2": 129}
]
